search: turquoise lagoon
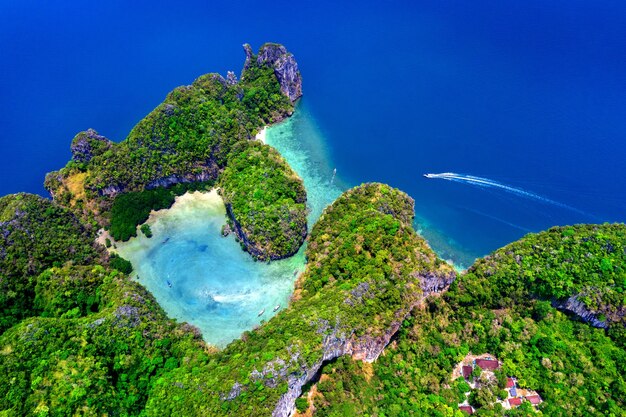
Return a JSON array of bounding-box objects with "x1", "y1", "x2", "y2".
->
[
  {"x1": 115, "y1": 104, "x2": 475, "y2": 347},
  {"x1": 115, "y1": 105, "x2": 344, "y2": 348}
]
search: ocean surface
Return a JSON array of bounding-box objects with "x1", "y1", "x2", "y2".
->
[{"x1": 2, "y1": 1, "x2": 625, "y2": 342}]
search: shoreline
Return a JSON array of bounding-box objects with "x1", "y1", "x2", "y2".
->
[
  {"x1": 101, "y1": 189, "x2": 225, "y2": 249},
  {"x1": 113, "y1": 185, "x2": 307, "y2": 348},
  {"x1": 255, "y1": 126, "x2": 267, "y2": 143},
  {"x1": 141, "y1": 189, "x2": 225, "y2": 227}
]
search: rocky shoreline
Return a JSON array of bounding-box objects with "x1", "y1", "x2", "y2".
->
[{"x1": 45, "y1": 42, "x2": 306, "y2": 261}]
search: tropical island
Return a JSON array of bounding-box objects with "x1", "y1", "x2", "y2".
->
[{"x1": 0, "y1": 43, "x2": 625, "y2": 417}]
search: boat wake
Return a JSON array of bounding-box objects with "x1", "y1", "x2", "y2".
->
[{"x1": 424, "y1": 172, "x2": 594, "y2": 218}]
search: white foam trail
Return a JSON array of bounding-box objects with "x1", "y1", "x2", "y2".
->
[{"x1": 426, "y1": 172, "x2": 593, "y2": 218}]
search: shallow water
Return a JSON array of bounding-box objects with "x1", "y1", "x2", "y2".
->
[
  {"x1": 115, "y1": 191, "x2": 306, "y2": 348},
  {"x1": 115, "y1": 108, "x2": 345, "y2": 348}
]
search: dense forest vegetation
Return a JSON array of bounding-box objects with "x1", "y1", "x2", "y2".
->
[
  {"x1": 0, "y1": 264, "x2": 207, "y2": 416},
  {"x1": 219, "y1": 140, "x2": 307, "y2": 259},
  {"x1": 1, "y1": 183, "x2": 625, "y2": 416},
  {"x1": 143, "y1": 183, "x2": 455, "y2": 416},
  {"x1": 296, "y1": 224, "x2": 626, "y2": 417},
  {"x1": 44, "y1": 43, "x2": 306, "y2": 259},
  {"x1": 0, "y1": 193, "x2": 102, "y2": 333},
  {"x1": 107, "y1": 182, "x2": 213, "y2": 241}
]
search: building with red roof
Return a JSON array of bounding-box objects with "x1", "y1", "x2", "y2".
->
[
  {"x1": 475, "y1": 359, "x2": 500, "y2": 371},
  {"x1": 506, "y1": 377, "x2": 515, "y2": 388},
  {"x1": 459, "y1": 405, "x2": 474, "y2": 415},
  {"x1": 526, "y1": 395, "x2": 542, "y2": 405},
  {"x1": 462, "y1": 365, "x2": 473, "y2": 380},
  {"x1": 508, "y1": 397, "x2": 523, "y2": 407}
]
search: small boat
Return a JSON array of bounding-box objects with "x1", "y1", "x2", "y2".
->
[
  {"x1": 423, "y1": 173, "x2": 436, "y2": 179},
  {"x1": 293, "y1": 270, "x2": 298, "y2": 277},
  {"x1": 258, "y1": 309, "x2": 265, "y2": 317},
  {"x1": 162, "y1": 237, "x2": 170, "y2": 244},
  {"x1": 273, "y1": 305, "x2": 280, "y2": 312},
  {"x1": 167, "y1": 280, "x2": 172, "y2": 288}
]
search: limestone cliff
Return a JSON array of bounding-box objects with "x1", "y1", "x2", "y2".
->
[
  {"x1": 553, "y1": 290, "x2": 626, "y2": 329},
  {"x1": 271, "y1": 268, "x2": 456, "y2": 417},
  {"x1": 70, "y1": 129, "x2": 113, "y2": 164},
  {"x1": 244, "y1": 43, "x2": 303, "y2": 102}
]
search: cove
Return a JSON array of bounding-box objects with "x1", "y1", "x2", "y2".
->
[{"x1": 115, "y1": 103, "x2": 344, "y2": 348}]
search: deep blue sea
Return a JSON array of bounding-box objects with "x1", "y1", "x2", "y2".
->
[{"x1": 2, "y1": 0, "x2": 625, "y2": 266}]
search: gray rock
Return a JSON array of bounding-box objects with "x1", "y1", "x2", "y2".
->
[
  {"x1": 552, "y1": 293, "x2": 615, "y2": 329},
  {"x1": 70, "y1": 129, "x2": 113, "y2": 164},
  {"x1": 243, "y1": 43, "x2": 303, "y2": 102},
  {"x1": 270, "y1": 269, "x2": 455, "y2": 417},
  {"x1": 226, "y1": 71, "x2": 238, "y2": 86}
]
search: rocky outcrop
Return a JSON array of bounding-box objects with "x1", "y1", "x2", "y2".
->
[
  {"x1": 226, "y1": 71, "x2": 238, "y2": 86},
  {"x1": 419, "y1": 270, "x2": 457, "y2": 293},
  {"x1": 270, "y1": 269, "x2": 456, "y2": 417},
  {"x1": 145, "y1": 169, "x2": 218, "y2": 190},
  {"x1": 224, "y1": 201, "x2": 259, "y2": 256},
  {"x1": 97, "y1": 165, "x2": 219, "y2": 198},
  {"x1": 70, "y1": 129, "x2": 113, "y2": 164},
  {"x1": 243, "y1": 43, "x2": 303, "y2": 102},
  {"x1": 223, "y1": 200, "x2": 307, "y2": 261},
  {"x1": 553, "y1": 295, "x2": 609, "y2": 328},
  {"x1": 553, "y1": 292, "x2": 626, "y2": 329}
]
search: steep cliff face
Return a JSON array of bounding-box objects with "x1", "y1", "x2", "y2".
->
[
  {"x1": 244, "y1": 43, "x2": 303, "y2": 102},
  {"x1": 70, "y1": 129, "x2": 113, "y2": 164},
  {"x1": 271, "y1": 268, "x2": 456, "y2": 417},
  {"x1": 553, "y1": 291, "x2": 626, "y2": 329},
  {"x1": 459, "y1": 223, "x2": 626, "y2": 337},
  {"x1": 553, "y1": 295, "x2": 610, "y2": 328}
]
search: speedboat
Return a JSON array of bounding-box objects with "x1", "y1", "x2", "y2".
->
[
  {"x1": 258, "y1": 309, "x2": 265, "y2": 317},
  {"x1": 166, "y1": 280, "x2": 172, "y2": 288},
  {"x1": 273, "y1": 305, "x2": 280, "y2": 312},
  {"x1": 423, "y1": 173, "x2": 436, "y2": 179}
]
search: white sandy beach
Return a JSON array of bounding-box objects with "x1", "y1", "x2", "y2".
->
[{"x1": 255, "y1": 126, "x2": 267, "y2": 143}]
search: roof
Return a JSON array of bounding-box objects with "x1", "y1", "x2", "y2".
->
[
  {"x1": 509, "y1": 387, "x2": 517, "y2": 397},
  {"x1": 526, "y1": 395, "x2": 542, "y2": 405},
  {"x1": 462, "y1": 366, "x2": 473, "y2": 379},
  {"x1": 506, "y1": 377, "x2": 515, "y2": 388},
  {"x1": 459, "y1": 405, "x2": 474, "y2": 415},
  {"x1": 475, "y1": 359, "x2": 500, "y2": 371},
  {"x1": 509, "y1": 397, "x2": 523, "y2": 407}
]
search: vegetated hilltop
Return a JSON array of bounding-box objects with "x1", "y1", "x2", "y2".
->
[
  {"x1": 143, "y1": 183, "x2": 456, "y2": 416},
  {"x1": 0, "y1": 264, "x2": 208, "y2": 416},
  {"x1": 219, "y1": 140, "x2": 307, "y2": 260},
  {"x1": 0, "y1": 193, "x2": 103, "y2": 333},
  {"x1": 1, "y1": 182, "x2": 624, "y2": 416},
  {"x1": 294, "y1": 223, "x2": 626, "y2": 417},
  {"x1": 45, "y1": 43, "x2": 307, "y2": 260},
  {"x1": 461, "y1": 224, "x2": 626, "y2": 334},
  {"x1": 0, "y1": 193, "x2": 207, "y2": 415}
]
